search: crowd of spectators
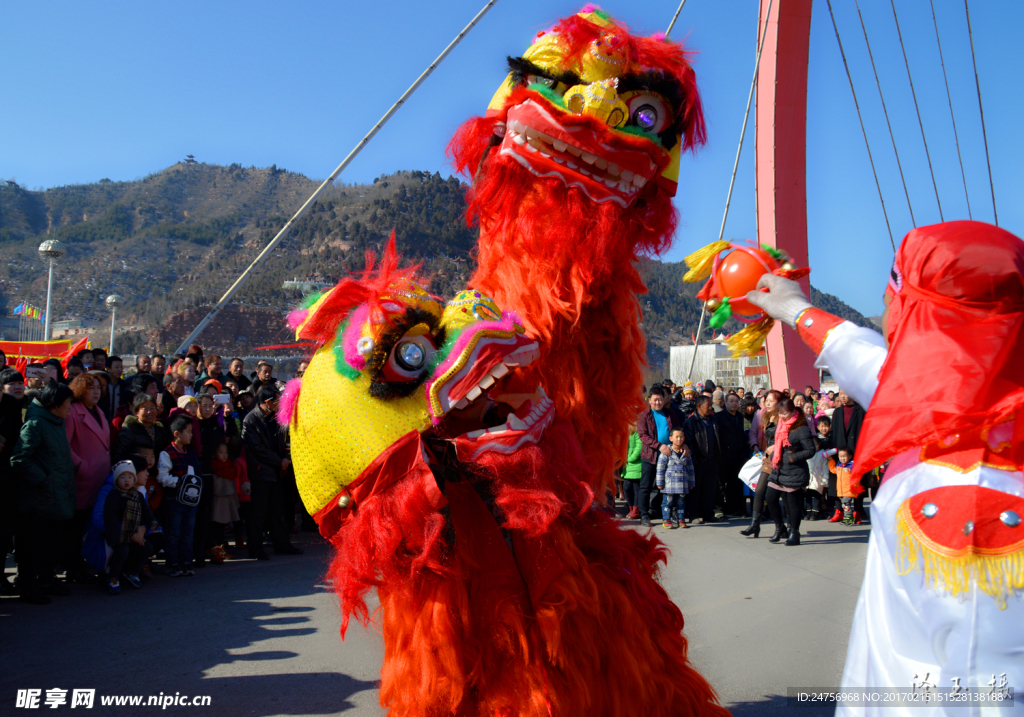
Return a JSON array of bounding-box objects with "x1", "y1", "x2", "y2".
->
[
  {"x1": 0, "y1": 345, "x2": 311, "y2": 605},
  {"x1": 624, "y1": 378, "x2": 872, "y2": 545},
  {"x1": 0, "y1": 336, "x2": 871, "y2": 604}
]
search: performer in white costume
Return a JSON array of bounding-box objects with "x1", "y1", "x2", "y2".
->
[{"x1": 747, "y1": 221, "x2": 1024, "y2": 716}]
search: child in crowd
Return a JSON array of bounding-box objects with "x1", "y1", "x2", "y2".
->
[
  {"x1": 802, "y1": 400, "x2": 817, "y2": 432},
  {"x1": 208, "y1": 443, "x2": 241, "y2": 559},
  {"x1": 134, "y1": 447, "x2": 159, "y2": 507},
  {"x1": 157, "y1": 416, "x2": 203, "y2": 576},
  {"x1": 828, "y1": 447, "x2": 861, "y2": 525},
  {"x1": 621, "y1": 430, "x2": 642, "y2": 519},
  {"x1": 169, "y1": 395, "x2": 204, "y2": 459},
  {"x1": 103, "y1": 460, "x2": 155, "y2": 594},
  {"x1": 806, "y1": 415, "x2": 833, "y2": 521},
  {"x1": 655, "y1": 427, "x2": 694, "y2": 529},
  {"x1": 130, "y1": 450, "x2": 163, "y2": 580}
]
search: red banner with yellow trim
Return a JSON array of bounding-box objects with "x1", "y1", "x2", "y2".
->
[{"x1": 0, "y1": 339, "x2": 73, "y2": 359}]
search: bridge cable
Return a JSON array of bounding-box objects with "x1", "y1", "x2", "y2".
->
[
  {"x1": 825, "y1": 0, "x2": 896, "y2": 252},
  {"x1": 930, "y1": 0, "x2": 972, "y2": 220},
  {"x1": 854, "y1": 0, "x2": 915, "y2": 227},
  {"x1": 889, "y1": 0, "x2": 943, "y2": 221},
  {"x1": 964, "y1": 0, "x2": 998, "y2": 225},
  {"x1": 686, "y1": 0, "x2": 775, "y2": 381},
  {"x1": 665, "y1": 0, "x2": 689, "y2": 38},
  {"x1": 171, "y1": 0, "x2": 501, "y2": 354}
]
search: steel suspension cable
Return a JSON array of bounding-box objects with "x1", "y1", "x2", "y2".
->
[
  {"x1": 930, "y1": 0, "x2": 972, "y2": 219},
  {"x1": 688, "y1": 0, "x2": 775, "y2": 380},
  {"x1": 965, "y1": 0, "x2": 998, "y2": 225},
  {"x1": 665, "y1": 0, "x2": 689, "y2": 38},
  {"x1": 173, "y1": 0, "x2": 500, "y2": 354},
  {"x1": 825, "y1": 0, "x2": 896, "y2": 252},
  {"x1": 854, "y1": 0, "x2": 915, "y2": 227},
  {"x1": 889, "y1": 0, "x2": 943, "y2": 221}
]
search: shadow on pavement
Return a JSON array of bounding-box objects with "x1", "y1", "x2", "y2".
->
[
  {"x1": 1, "y1": 535, "x2": 381, "y2": 715},
  {"x1": 728, "y1": 696, "x2": 837, "y2": 717}
]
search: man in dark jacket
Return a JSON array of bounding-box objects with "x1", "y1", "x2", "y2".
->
[
  {"x1": 241, "y1": 386, "x2": 301, "y2": 559},
  {"x1": 227, "y1": 358, "x2": 251, "y2": 391},
  {"x1": 98, "y1": 355, "x2": 126, "y2": 420},
  {"x1": 683, "y1": 396, "x2": 722, "y2": 523},
  {"x1": 636, "y1": 385, "x2": 688, "y2": 528},
  {"x1": 247, "y1": 361, "x2": 275, "y2": 398},
  {"x1": 715, "y1": 394, "x2": 748, "y2": 517},
  {"x1": 832, "y1": 389, "x2": 865, "y2": 453},
  {"x1": 11, "y1": 383, "x2": 76, "y2": 604}
]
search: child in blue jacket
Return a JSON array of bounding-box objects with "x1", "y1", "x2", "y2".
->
[{"x1": 656, "y1": 428, "x2": 695, "y2": 529}]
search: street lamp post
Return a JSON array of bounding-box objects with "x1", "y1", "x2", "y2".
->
[
  {"x1": 38, "y1": 239, "x2": 66, "y2": 341},
  {"x1": 106, "y1": 295, "x2": 123, "y2": 354}
]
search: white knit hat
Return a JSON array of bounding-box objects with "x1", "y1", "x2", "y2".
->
[{"x1": 112, "y1": 460, "x2": 136, "y2": 481}]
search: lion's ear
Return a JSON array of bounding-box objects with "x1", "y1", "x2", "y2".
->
[{"x1": 292, "y1": 287, "x2": 340, "y2": 342}]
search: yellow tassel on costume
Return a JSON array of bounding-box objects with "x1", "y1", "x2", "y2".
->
[
  {"x1": 894, "y1": 502, "x2": 1024, "y2": 610},
  {"x1": 724, "y1": 317, "x2": 773, "y2": 358},
  {"x1": 682, "y1": 240, "x2": 731, "y2": 283}
]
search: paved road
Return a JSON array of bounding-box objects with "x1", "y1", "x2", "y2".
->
[{"x1": 2, "y1": 509, "x2": 869, "y2": 716}]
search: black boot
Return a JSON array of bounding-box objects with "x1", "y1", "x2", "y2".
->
[
  {"x1": 785, "y1": 530, "x2": 801, "y2": 546},
  {"x1": 739, "y1": 516, "x2": 761, "y2": 537},
  {"x1": 768, "y1": 524, "x2": 789, "y2": 543}
]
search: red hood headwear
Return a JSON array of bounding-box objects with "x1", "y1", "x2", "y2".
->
[{"x1": 857, "y1": 220, "x2": 1024, "y2": 480}]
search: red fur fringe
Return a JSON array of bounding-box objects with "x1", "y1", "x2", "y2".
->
[
  {"x1": 324, "y1": 471, "x2": 450, "y2": 637},
  {"x1": 327, "y1": 423, "x2": 730, "y2": 716},
  {"x1": 448, "y1": 153, "x2": 664, "y2": 497}
]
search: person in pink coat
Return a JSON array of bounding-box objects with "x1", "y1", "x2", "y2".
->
[{"x1": 66, "y1": 373, "x2": 112, "y2": 580}]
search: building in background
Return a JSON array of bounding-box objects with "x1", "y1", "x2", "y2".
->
[
  {"x1": 0, "y1": 318, "x2": 20, "y2": 341},
  {"x1": 670, "y1": 341, "x2": 771, "y2": 393},
  {"x1": 282, "y1": 277, "x2": 334, "y2": 293},
  {"x1": 51, "y1": 319, "x2": 100, "y2": 339}
]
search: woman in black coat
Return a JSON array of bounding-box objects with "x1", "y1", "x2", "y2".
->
[
  {"x1": 764, "y1": 397, "x2": 817, "y2": 546},
  {"x1": 113, "y1": 395, "x2": 170, "y2": 463}
]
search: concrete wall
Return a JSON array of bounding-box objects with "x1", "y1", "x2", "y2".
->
[{"x1": 670, "y1": 344, "x2": 727, "y2": 386}]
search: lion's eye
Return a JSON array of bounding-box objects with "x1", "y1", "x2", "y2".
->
[
  {"x1": 396, "y1": 341, "x2": 425, "y2": 371},
  {"x1": 526, "y1": 74, "x2": 556, "y2": 88},
  {"x1": 381, "y1": 333, "x2": 436, "y2": 383},
  {"x1": 626, "y1": 94, "x2": 670, "y2": 134}
]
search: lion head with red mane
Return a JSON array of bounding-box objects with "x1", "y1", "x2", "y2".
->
[{"x1": 449, "y1": 6, "x2": 706, "y2": 495}]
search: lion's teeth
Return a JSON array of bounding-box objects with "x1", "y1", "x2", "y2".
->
[{"x1": 508, "y1": 415, "x2": 528, "y2": 431}]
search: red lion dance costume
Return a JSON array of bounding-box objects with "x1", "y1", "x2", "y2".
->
[{"x1": 284, "y1": 7, "x2": 728, "y2": 717}]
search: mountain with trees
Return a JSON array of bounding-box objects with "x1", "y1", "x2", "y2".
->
[{"x1": 0, "y1": 162, "x2": 871, "y2": 358}]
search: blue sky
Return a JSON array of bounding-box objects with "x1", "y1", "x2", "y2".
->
[{"x1": 2, "y1": 0, "x2": 1020, "y2": 317}]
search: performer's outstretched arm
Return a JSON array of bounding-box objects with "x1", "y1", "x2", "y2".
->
[{"x1": 746, "y1": 274, "x2": 887, "y2": 408}]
